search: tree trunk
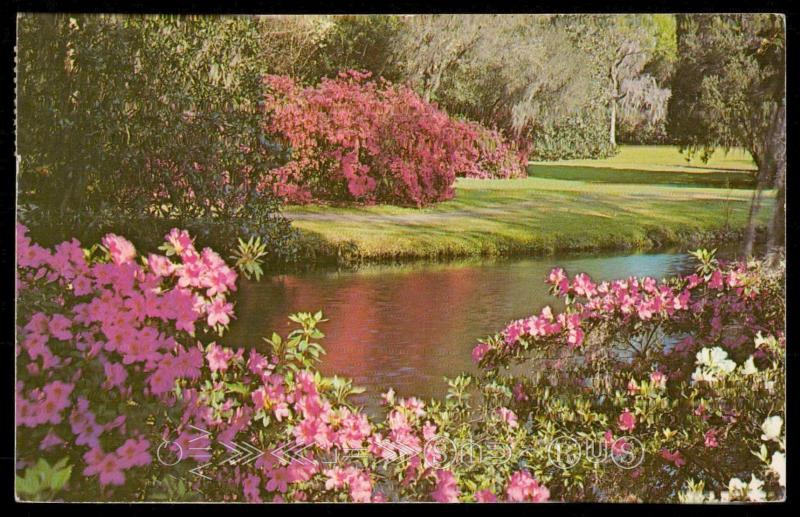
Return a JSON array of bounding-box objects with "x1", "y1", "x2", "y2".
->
[
  {"x1": 610, "y1": 101, "x2": 617, "y2": 147},
  {"x1": 609, "y1": 63, "x2": 618, "y2": 147},
  {"x1": 743, "y1": 99, "x2": 786, "y2": 257},
  {"x1": 743, "y1": 182, "x2": 765, "y2": 257},
  {"x1": 766, "y1": 100, "x2": 786, "y2": 259}
]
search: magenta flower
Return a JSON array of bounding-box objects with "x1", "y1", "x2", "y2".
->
[
  {"x1": 660, "y1": 448, "x2": 685, "y2": 467},
  {"x1": 116, "y1": 438, "x2": 152, "y2": 469},
  {"x1": 704, "y1": 429, "x2": 719, "y2": 448},
  {"x1": 474, "y1": 489, "x2": 497, "y2": 502},
  {"x1": 206, "y1": 343, "x2": 232, "y2": 373},
  {"x1": 242, "y1": 473, "x2": 262, "y2": 502},
  {"x1": 265, "y1": 466, "x2": 290, "y2": 493},
  {"x1": 39, "y1": 431, "x2": 64, "y2": 451},
  {"x1": 206, "y1": 298, "x2": 234, "y2": 327},
  {"x1": 102, "y1": 233, "x2": 136, "y2": 265},
  {"x1": 431, "y1": 469, "x2": 460, "y2": 502},
  {"x1": 471, "y1": 342, "x2": 491, "y2": 363},
  {"x1": 506, "y1": 470, "x2": 549, "y2": 502},
  {"x1": 618, "y1": 409, "x2": 636, "y2": 432}
]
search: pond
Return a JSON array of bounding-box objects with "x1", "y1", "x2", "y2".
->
[{"x1": 223, "y1": 249, "x2": 710, "y2": 410}]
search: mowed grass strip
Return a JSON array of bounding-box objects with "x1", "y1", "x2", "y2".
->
[
  {"x1": 529, "y1": 145, "x2": 757, "y2": 188},
  {"x1": 285, "y1": 176, "x2": 774, "y2": 262}
]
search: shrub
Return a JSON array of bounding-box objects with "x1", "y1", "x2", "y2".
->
[
  {"x1": 460, "y1": 122, "x2": 529, "y2": 180},
  {"x1": 16, "y1": 14, "x2": 298, "y2": 265},
  {"x1": 16, "y1": 227, "x2": 785, "y2": 502},
  {"x1": 470, "y1": 250, "x2": 785, "y2": 502},
  {"x1": 261, "y1": 71, "x2": 526, "y2": 207}
]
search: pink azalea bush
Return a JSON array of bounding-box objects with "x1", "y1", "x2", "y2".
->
[
  {"x1": 261, "y1": 71, "x2": 526, "y2": 207},
  {"x1": 16, "y1": 225, "x2": 785, "y2": 502},
  {"x1": 15, "y1": 226, "x2": 544, "y2": 502},
  {"x1": 470, "y1": 251, "x2": 785, "y2": 502}
]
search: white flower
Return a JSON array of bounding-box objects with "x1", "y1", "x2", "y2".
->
[
  {"x1": 764, "y1": 380, "x2": 776, "y2": 393},
  {"x1": 761, "y1": 415, "x2": 783, "y2": 442},
  {"x1": 678, "y1": 480, "x2": 717, "y2": 503},
  {"x1": 696, "y1": 347, "x2": 736, "y2": 374},
  {"x1": 770, "y1": 451, "x2": 786, "y2": 487},
  {"x1": 741, "y1": 356, "x2": 758, "y2": 375},
  {"x1": 727, "y1": 477, "x2": 747, "y2": 494},
  {"x1": 747, "y1": 475, "x2": 766, "y2": 502},
  {"x1": 678, "y1": 489, "x2": 708, "y2": 503},
  {"x1": 691, "y1": 367, "x2": 718, "y2": 385},
  {"x1": 754, "y1": 332, "x2": 777, "y2": 350}
]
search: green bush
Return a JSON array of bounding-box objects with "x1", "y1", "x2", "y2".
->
[{"x1": 16, "y1": 14, "x2": 298, "y2": 264}]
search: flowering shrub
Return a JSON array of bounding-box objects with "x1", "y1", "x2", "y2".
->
[
  {"x1": 261, "y1": 71, "x2": 526, "y2": 206},
  {"x1": 16, "y1": 227, "x2": 785, "y2": 503},
  {"x1": 15, "y1": 225, "x2": 240, "y2": 500},
  {"x1": 469, "y1": 250, "x2": 785, "y2": 502}
]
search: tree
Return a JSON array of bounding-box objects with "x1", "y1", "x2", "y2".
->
[
  {"x1": 668, "y1": 14, "x2": 786, "y2": 256},
  {"x1": 392, "y1": 15, "x2": 611, "y2": 158},
  {"x1": 16, "y1": 14, "x2": 296, "y2": 261}
]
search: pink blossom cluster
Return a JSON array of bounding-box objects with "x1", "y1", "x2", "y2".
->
[
  {"x1": 476, "y1": 260, "x2": 766, "y2": 367},
  {"x1": 16, "y1": 224, "x2": 236, "y2": 488},
  {"x1": 505, "y1": 470, "x2": 550, "y2": 502},
  {"x1": 459, "y1": 121, "x2": 528, "y2": 180},
  {"x1": 17, "y1": 225, "x2": 553, "y2": 502},
  {"x1": 261, "y1": 71, "x2": 526, "y2": 206},
  {"x1": 83, "y1": 437, "x2": 152, "y2": 486}
]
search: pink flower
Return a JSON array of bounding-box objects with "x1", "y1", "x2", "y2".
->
[
  {"x1": 513, "y1": 382, "x2": 529, "y2": 402},
  {"x1": 431, "y1": 469, "x2": 460, "y2": 502},
  {"x1": 704, "y1": 429, "x2": 718, "y2": 448},
  {"x1": 96, "y1": 452, "x2": 126, "y2": 486},
  {"x1": 471, "y1": 342, "x2": 490, "y2": 363},
  {"x1": 102, "y1": 233, "x2": 136, "y2": 265},
  {"x1": 147, "y1": 254, "x2": 174, "y2": 277},
  {"x1": 573, "y1": 273, "x2": 597, "y2": 297},
  {"x1": 627, "y1": 380, "x2": 639, "y2": 395},
  {"x1": 165, "y1": 228, "x2": 194, "y2": 256},
  {"x1": 422, "y1": 421, "x2": 438, "y2": 441},
  {"x1": 474, "y1": 489, "x2": 497, "y2": 502},
  {"x1": 649, "y1": 371, "x2": 666, "y2": 389},
  {"x1": 496, "y1": 407, "x2": 519, "y2": 428},
  {"x1": 103, "y1": 361, "x2": 128, "y2": 390},
  {"x1": 48, "y1": 314, "x2": 73, "y2": 340},
  {"x1": 506, "y1": 470, "x2": 549, "y2": 502},
  {"x1": 243, "y1": 473, "x2": 262, "y2": 502},
  {"x1": 39, "y1": 431, "x2": 64, "y2": 450},
  {"x1": 206, "y1": 298, "x2": 234, "y2": 327},
  {"x1": 206, "y1": 343, "x2": 232, "y2": 373},
  {"x1": 116, "y1": 438, "x2": 152, "y2": 469},
  {"x1": 708, "y1": 270, "x2": 724, "y2": 290},
  {"x1": 265, "y1": 467, "x2": 290, "y2": 493},
  {"x1": 324, "y1": 467, "x2": 349, "y2": 490},
  {"x1": 660, "y1": 448, "x2": 685, "y2": 467},
  {"x1": 618, "y1": 409, "x2": 636, "y2": 432}
]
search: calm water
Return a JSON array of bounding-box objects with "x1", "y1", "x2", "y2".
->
[{"x1": 223, "y1": 250, "x2": 700, "y2": 408}]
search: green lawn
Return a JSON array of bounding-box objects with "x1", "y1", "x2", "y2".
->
[
  {"x1": 529, "y1": 145, "x2": 757, "y2": 188},
  {"x1": 284, "y1": 146, "x2": 771, "y2": 264}
]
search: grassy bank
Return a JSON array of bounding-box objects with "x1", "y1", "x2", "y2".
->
[{"x1": 286, "y1": 176, "x2": 773, "y2": 265}]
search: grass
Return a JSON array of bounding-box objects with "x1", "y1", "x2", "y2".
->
[
  {"x1": 529, "y1": 145, "x2": 757, "y2": 188},
  {"x1": 284, "y1": 146, "x2": 773, "y2": 264}
]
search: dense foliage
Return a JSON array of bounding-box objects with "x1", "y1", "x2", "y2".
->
[
  {"x1": 669, "y1": 13, "x2": 786, "y2": 253},
  {"x1": 262, "y1": 71, "x2": 526, "y2": 206},
  {"x1": 16, "y1": 14, "x2": 298, "y2": 264},
  {"x1": 16, "y1": 228, "x2": 785, "y2": 502}
]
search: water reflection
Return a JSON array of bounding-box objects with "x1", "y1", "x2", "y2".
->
[{"x1": 224, "y1": 250, "x2": 697, "y2": 409}]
